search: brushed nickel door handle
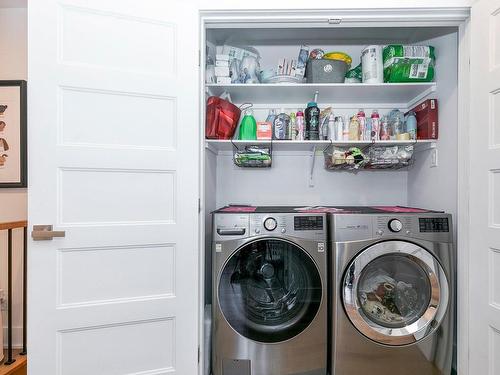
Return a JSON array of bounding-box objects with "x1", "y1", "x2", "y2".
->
[{"x1": 31, "y1": 225, "x2": 66, "y2": 241}]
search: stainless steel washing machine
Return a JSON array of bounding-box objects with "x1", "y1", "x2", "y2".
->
[
  {"x1": 330, "y1": 212, "x2": 454, "y2": 375},
  {"x1": 212, "y1": 209, "x2": 328, "y2": 375}
]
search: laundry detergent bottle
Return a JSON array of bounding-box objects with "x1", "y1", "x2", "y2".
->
[{"x1": 238, "y1": 109, "x2": 257, "y2": 140}]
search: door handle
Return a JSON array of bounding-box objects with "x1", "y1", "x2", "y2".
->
[
  {"x1": 217, "y1": 228, "x2": 246, "y2": 236},
  {"x1": 31, "y1": 225, "x2": 66, "y2": 241}
]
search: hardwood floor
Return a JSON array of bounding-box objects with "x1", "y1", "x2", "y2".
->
[{"x1": 0, "y1": 350, "x2": 27, "y2": 375}]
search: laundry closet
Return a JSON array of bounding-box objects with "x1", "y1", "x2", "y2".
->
[{"x1": 200, "y1": 8, "x2": 468, "y2": 375}]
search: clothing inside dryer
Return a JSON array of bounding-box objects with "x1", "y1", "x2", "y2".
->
[
  {"x1": 357, "y1": 254, "x2": 432, "y2": 329},
  {"x1": 218, "y1": 239, "x2": 322, "y2": 343}
]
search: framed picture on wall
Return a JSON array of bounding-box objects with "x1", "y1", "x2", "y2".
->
[{"x1": 0, "y1": 80, "x2": 27, "y2": 188}]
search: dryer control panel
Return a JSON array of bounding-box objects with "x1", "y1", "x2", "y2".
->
[{"x1": 331, "y1": 213, "x2": 453, "y2": 243}]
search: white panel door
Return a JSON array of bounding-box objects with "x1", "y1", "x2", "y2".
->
[
  {"x1": 469, "y1": 0, "x2": 500, "y2": 374},
  {"x1": 27, "y1": 0, "x2": 199, "y2": 374}
]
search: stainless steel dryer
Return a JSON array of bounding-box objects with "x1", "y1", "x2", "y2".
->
[
  {"x1": 329, "y1": 212, "x2": 454, "y2": 375},
  {"x1": 212, "y1": 210, "x2": 328, "y2": 375}
]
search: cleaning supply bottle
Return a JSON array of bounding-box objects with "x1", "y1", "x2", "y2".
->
[
  {"x1": 296, "y1": 111, "x2": 305, "y2": 140},
  {"x1": 348, "y1": 116, "x2": 360, "y2": 141},
  {"x1": 266, "y1": 109, "x2": 277, "y2": 124},
  {"x1": 305, "y1": 91, "x2": 320, "y2": 140},
  {"x1": 289, "y1": 112, "x2": 297, "y2": 140},
  {"x1": 380, "y1": 115, "x2": 391, "y2": 140},
  {"x1": 342, "y1": 115, "x2": 350, "y2": 141},
  {"x1": 273, "y1": 112, "x2": 291, "y2": 140},
  {"x1": 371, "y1": 110, "x2": 380, "y2": 140},
  {"x1": 238, "y1": 109, "x2": 257, "y2": 140},
  {"x1": 405, "y1": 111, "x2": 417, "y2": 140},
  {"x1": 327, "y1": 112, "x2": 335, "y2": 140},
  {"x1": 305, "y1": 102, "x2": 320, "y2": 140},
  {"x1": 334, "y1": 116, "x2": 344, "y2": 141},
  {"x1": 357, "y1": 109, "x2": 366, "y2": 140}
]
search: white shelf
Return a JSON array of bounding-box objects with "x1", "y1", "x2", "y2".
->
[
  {"x1": 205, "y1": 82, "x2": 436, "y2": 107},
  {"x1": 205, "y1": 139, "x2": 436, "y2": 153}
]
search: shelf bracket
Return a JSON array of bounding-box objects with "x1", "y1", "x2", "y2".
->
[
  {"x1": 205, "y1": 141, "x2": 218, "y2": 155},
  {"x1": 309, "y1": 145, "x2": 316, "y2": 187},
  {"x1": 414, "y1": 141, "x2": 437, "y2": 153}
]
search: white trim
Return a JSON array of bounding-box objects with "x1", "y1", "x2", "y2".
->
[
  {"x1": 201, "y1": 7, "x2": 471, "y2": 28},
  {"x1": 198, "y1": 12, "x2": 208, "y2": 375},
  {"x1": 457, "y1": 17, "x2": 471, "y2": 375}
]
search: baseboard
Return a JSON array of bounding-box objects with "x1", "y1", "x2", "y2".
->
[{"x1": 2, "y1": 327, "x2": 23, "y2": 349}]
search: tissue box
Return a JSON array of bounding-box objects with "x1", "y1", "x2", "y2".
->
[{"x1": 407, "y1": 99, "x2": 438, "y2": 140}]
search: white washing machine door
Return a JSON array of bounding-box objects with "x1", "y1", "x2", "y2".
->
[
  {"x1": 342, "y1": 240, "x2": 449, "y2": 346},
  {"x1": 218, "y1": 238, "x2": 322, "y2": 343}
]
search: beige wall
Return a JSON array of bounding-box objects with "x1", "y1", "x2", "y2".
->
[{"x1": 0, "y1": 6, "x2": 27, "y2": 347}]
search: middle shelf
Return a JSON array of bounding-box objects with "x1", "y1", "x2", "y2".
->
[
  {"x1": 205, "y1": 139, "x2": 436, "y2": 153},
  {"x1": 205, "y1": 82, "x2": 436, "y2": 107}
]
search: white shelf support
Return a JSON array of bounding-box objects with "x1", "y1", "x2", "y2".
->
[
  {"x1": 205, "y1": 141, "x2": 218, "y2": 155},
  {"x1": 414, "y1": 141, "x2": 437, "y2": 153},
  {"x1": 309, "y1": 145, "x2": 316, "y2": 187}
]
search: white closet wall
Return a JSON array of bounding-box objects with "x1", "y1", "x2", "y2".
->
[{"x1": 407, "y1": 31, "x2": 459, "y2": 218}]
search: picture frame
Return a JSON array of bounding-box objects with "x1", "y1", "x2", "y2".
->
[{"x1": 0, "y1": 80, "x2": 27, "y2": 188}]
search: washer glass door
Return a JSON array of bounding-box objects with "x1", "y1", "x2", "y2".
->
[
  {"x1": 218, "y1": 238, "x2": 322, "y2": 343},
  {"x1": 343, "y1": 241, "x2": 448, "y2": 346}
]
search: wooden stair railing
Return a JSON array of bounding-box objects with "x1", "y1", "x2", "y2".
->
[{"x1": 0, "y1": 221, "x2": 27, "y2": 366}]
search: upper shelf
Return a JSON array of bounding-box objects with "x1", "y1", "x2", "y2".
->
[{"x1": 205, "y1": 82, "x2": 436, "y2": 107}]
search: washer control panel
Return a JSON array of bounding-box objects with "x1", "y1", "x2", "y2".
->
[
  {"x1": 294, "y1": 215, "x2": 324, "y2": 231},
  {"x1": 248, "y1": 213, "x2": 326, "y2": 240}
]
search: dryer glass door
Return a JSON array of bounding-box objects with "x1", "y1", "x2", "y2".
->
[
  {"x1": 343, "y1": 241, "x2": 449, "y2": 346},
  {"x1": 218, "y1": 238, "x2": 322, "y2": 343}
]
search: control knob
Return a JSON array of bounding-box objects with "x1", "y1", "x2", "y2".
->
[
  {"x1": 263, "y1": 217, "x2": 278, "y2": 231},
  {"x1": 388, "y1": 219, "x2": 403, "y2": 233}
]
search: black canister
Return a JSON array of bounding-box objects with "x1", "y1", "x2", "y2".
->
[{"x1": 305, "y1": 101, "x2": 320, "y2": 140}]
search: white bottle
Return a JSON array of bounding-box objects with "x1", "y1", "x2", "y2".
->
[
  {"x1": 335, "y1": 116, "x2": 344, "y2": 141},
  {"x1": 361, "y1": 45, "x2": 384, "y2": 84},
  {"x1": 342, "y1": 115, "x2": 350, "y2": 141},
  {"x1": 328, "y1": 112, "x2": 335, "y2": 140}
]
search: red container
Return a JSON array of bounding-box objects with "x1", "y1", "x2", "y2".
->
[
  {"x1": 205, "y1": 96, "x2": 241, "y2": 139},
  {"x1": 407, "y1": 99, "x2": 439, "y2": 140}
]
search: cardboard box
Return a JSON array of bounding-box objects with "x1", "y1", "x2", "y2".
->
[
  {"x1": 256, "y1": 122, "x2": 272, "y2": 140},
  {"x1": 407, "y1": 99, "x2": 438, "y2": 140}
]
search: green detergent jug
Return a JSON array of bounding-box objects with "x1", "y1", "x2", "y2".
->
[{"x1": 238, "y1": 109, "x2": 257, "y2": 140}]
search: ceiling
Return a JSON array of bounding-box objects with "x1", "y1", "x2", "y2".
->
[{"x1": 0, "y1": 0, "x2": 27, "y2": 8}]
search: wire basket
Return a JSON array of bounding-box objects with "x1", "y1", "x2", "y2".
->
[
  {"x1": 324, "y1": 144, "x2": 414, "y2": 171},
  {"x1": 232, "y1": 141, "x2": 272, "y2": 168}
]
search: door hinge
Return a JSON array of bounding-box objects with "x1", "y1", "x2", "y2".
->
[
  {"x1": 198, "y1": 346, "x2": 200, "y2": 363},
  {"x1": 198, "y1": 198, "x2": 201, "y2": 213},
  {"x1": 198, "y1": 49, "x2": 201, "y2": 67}
]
